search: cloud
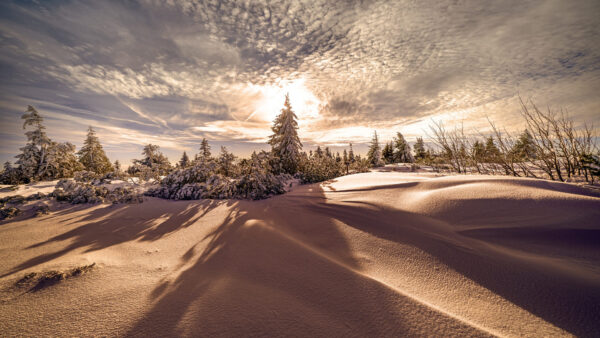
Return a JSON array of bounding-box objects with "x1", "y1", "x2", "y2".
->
[{"x1": 0, "y1": 0, "x2": 599, "y2": 162}]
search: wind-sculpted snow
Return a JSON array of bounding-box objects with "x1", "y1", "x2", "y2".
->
[{"x1": 1, "y1": 172, "x2": 599, "y2": 336}]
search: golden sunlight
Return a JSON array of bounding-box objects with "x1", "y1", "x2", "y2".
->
[{"x1": 246, "y1": 78, "x2": 321, "y2": 124}]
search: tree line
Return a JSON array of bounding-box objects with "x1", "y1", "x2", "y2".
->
[{"x1": 2, "y1": 96, "x2": 599, "y2": 189}]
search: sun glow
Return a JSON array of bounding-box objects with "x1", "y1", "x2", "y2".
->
[{"x1": 247, "y1": 78, "x2": 321, "y2": 124}]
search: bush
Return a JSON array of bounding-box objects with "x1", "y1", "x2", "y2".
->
[
  {"x1": 34, "y1": 205, "x2": 50, "y2": 216},
  {"x1": 0, "y1": 206, "x2": 21, "y2": 220},
  {"x1": 148, "y1": 155, "x2": 290, "y2": 200},
  {"x1": 299, "y1": 154, "x2": 343, "y2": 183},
  {"x1": 52, "y1": 180, "x2": 142, "y2": 204}
]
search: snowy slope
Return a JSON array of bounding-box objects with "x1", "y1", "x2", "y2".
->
[{"x1": 1, "y1": 172, "x2": 599, "y2": 336}]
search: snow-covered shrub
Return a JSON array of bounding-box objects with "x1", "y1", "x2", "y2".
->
[
  {"x1": 350, "y1": 157, "x2": 371, "y2": 173},
  {"x1": 106, "y1": 186, "x2": 144, "y2": 204},
  {"x1": 74, "y1": 170, "x2": 99, "y2": 183},
  {"x1": 53, "y1": 179, "x2": 107, "y2": 204},
  {"x1": 0, "y1": 162, "x2": 25, "y2": 185},
  {"x1": 52, "y1": 179, "x2": 142, "y2": 204},
  {"x1": 148, "y1": 153, "x2": 289, "y2": 200},
  {"x1": 34, "y1": 205, "x2": 50, "y2": 216},
  {"x1": 1, "y1": 195, "x2": 26, "y2": 205},
  {"x1": 128, "y1": 144, "x2": 173, "y2": 181},
  {"x1": 298, "y1": 152, "x2": 344, "y2": 183},
  {"x1": 0, "y1": 206, "x2": 21, "y2": 220}
]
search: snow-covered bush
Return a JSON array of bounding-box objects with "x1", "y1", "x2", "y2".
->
[
  {"x1": 34, "y1": 205, "x2": 50, "y2": 216},
  {"x1": 298, "y1": 152, "x2": 344, "y2": 183},
  {"x1": 128, "y1": 144, "x2": 173, "y2": 181},
  {"x1": 0, "y1": 206, "x2": 21, "y2": 220},
  {"x1": 148, "y1": 153, "x2": 289, "y2": 200},
  {"x1": 0, "y1": 162, "x2": 25, "y2": 185},
  {"x1": 52, "y1": 179, "x2": 142, "y2": 204},
  {"x1": 74, "y1": 170, "x2": 100, "y2": 183}
]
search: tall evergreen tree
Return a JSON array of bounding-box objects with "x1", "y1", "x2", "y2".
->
[
  {"x1": 114, "y1": 160, "x2": 122, "y2": 173},
  {"x1": 348, "y1": 143, "x2": 355, "y2": 163},
  {"x1": 0, "y1": 161, "x2": 21, "y2": 185},
  {"x1": 16, "y1": 105, "x2": 52, "y2": 180},
  {"x1": 484, "y1": 136, "x2": 501, "y2": 163},
  {"x1": 393, "y1": 132, "x2": 413, "y2": 163},
  {"x1": 413, "y1": 137, "x2": 427, "y2": 162},
  {"x1": 130, "y1": 144, "x2": 172, "y2": 177},
  {"x1": 382, "y1": 141, "x2": 394, "y2": 164},
  {"x1": 268, "y1": 94, "x2": 302, "y2": 174},
  {"x1": 315, "y1": 146, "x2": 324, "y2": 158},
  {"x1": 217, "y1": 146, "x2": 236, "y2": 176},
  {"x1": 199, "y1": 138, "x2": 211, "y2": 160},
  {"x1": 511, "y1": 129, "x2": 536, "y2": 160},
  {"x1": 367, "y1": 130, "x2": 383, "y2": 167},
  {"x1": 78, "y1": 126, "x2": 113, "y2": 174},
  {"x1": 179, "y1": 151, "x2": 190, "y2": 168},
  {"x1": 47, "y1": 141, "x2": 82, "y2": 178}
]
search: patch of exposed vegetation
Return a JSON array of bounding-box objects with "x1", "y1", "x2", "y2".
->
[
  {"x1": 0, "y1": 206, "x2": 21, "y2": 220},
  {"x1": 15, "y1": 263, "x2": 96, "y2": 291},
  {"x1": 34, "y1": 205, "x2": 50, "y2": 216}
]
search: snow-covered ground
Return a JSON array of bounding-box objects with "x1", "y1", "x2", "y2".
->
[
  {"x1": 0, "y1": 171, "x2": 599, "y2": 336},
  {"x1": 0, "y1": 180, "x2": 59, "y2": 198}
]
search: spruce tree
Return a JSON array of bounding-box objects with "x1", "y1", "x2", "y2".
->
[
  {"x1": 348, "y1": 143, "x2": 355, "y2": 163},
  {"x1": 484, "y1": 136, "x2": 501, "y2": 163},
  {"x1": 114, "y1": 160, "x2": 122, "y2": 173},
  {"x1": 315, "y1": 146, "x2": 324, "y2": 158},
  {"x1": 382, "y1": 141, "x2": 394, "y2": 164},
  {"x1": 342, "y1": 149, "x2": 349, "y2": 174},
  {"x1": 217, "y1": 146, "x2": 236, "y2": 176},
  {"x1": 0, "y1": 161, "x2": 20, "y2": 185},
  {"x1": 413, "y1": 137, "x2": 427, "y2": 162},
  {"x1": 512, "y1": 129, "x2": 536, "y2": 161},
  {"x1": 179, "y1": 151, "x2": 190, "y2": 168},
  {"x1": 130, "y1": 144, "x2": 172, "y2": 178},
  {"x1": 199, "y1": 138, "x2": 211, "y2": 160},
  {"x1": 47, "y1": 141, "x2": 82, "y2": 178},
  {"x1": 78, "y1": 126, "x2": 113, "y2": 175},
  {"x1": 16, "y1": 105, "x2": 52, "y2": 181},
  {"x1": 367, "y1": 130, "x2": 383, "y2": 167},
  {"x1": 393, "y1": 132, "x2": 413, "y2": 163},
  {"x1": 268, "y1": 94, "x2": 302, "y2": 174}
]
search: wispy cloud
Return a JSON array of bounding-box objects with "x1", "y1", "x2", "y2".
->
[{"x1": 1, "y1": 0, "x2": 599, "y2": 162}]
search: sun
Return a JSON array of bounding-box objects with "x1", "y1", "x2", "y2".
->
[{"x1": 247, "y1": 78, "x2": 321, "y2": 124}]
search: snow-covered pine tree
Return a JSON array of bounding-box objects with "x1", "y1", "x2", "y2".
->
[
  {"x1": 382, "y1": 141, "x2": 394, "y2": 164},
  {"x1": 130, "y1": 144, "x2": 172, "y2": 179},
  {"x1": 315, "y1": 146, "x2": 323, "y2": 158},
  {"x1": 78, "y1": 126, "x2": 113, "y2": 175},
  {"x1": 179, "y1": 151, "x2": 190, "y2": 168},
  {"x1": 367, "y1": 130, "x2": 383, "y2": 167},
  {"x1": 413, "y1": 137, "x2": 427, "y2": 162},
  {"x1": 393, "y1": 132, "x2": 413, "y2": 163},
  {"x1": 484, "y1": 136, "x2": 500, "y2": 163},
  {"x1": 46, "y1": 141, "x2": 82, "y2": 178},
  {"x1": 15, "y1": 105, "x2": 52, "y2": 181},
  {"x1": 348, "y1": 143, "x2": 355, "y2": 163},
  {"x1": 114, "y1": 160, "x2": 122, "y2": 173},
  {"x1": 199, "y1": 138, "x2": 211, "y2": 160},
  {"x1": 0, "y1": 161, "x2": 21, "y2": 185},
  {"x1": 268, "y1": 94, "x2": 302, "y2": 174},
  {"x1": 217, "y1": 146, "x2": 236, "y2": 176},
  {"x1": 511, "y1": 129, "x2": 536, "y2": 161}
]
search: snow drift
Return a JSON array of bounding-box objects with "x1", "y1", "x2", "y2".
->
[{"x1": 0, "y1": 172, "x2": 599, "y2": 336}]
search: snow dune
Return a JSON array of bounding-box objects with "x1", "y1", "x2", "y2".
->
[{"x1": 1, "y1": 172, "x2": 599, "y2": 336}]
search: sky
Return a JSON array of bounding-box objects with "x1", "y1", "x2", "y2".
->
[{"x1": 1, "y1": 0, "x2": 599, "y2": 164}]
